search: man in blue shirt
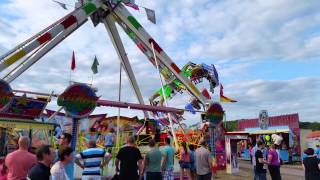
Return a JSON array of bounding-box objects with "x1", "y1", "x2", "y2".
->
[
  {"x1": 315, "y1": 145, "x2": 320, "y2": 159},
  {"x1": 161, "y1": 137, "x2": 175, "y2": 180},
  {"x1": 76, "y1": 140, "x2": 110, "y2": 179}
]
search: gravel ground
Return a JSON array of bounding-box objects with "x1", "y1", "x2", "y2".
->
[{"x1": 75, "y1": 160, "x2": 305, "y2": 180}]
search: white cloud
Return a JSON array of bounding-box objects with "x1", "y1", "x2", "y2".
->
[
  {"x1": 0, "y1": 0, "x2": 319, "y2": 125},
  {"x1": 222, "y1": 77, "x2": 320, "y2": 122}
]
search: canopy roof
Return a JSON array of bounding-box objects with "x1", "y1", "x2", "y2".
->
[{"x1": 0, "y1": 118, "x2": 55, "y2": 130}]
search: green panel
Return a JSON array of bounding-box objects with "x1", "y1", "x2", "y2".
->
[
  {"x1": 127, "y1": 16, "x2": 142, "y2": 29},
  {"x1": 83, "y1": 2, "x2": 97, "y2": 15}
]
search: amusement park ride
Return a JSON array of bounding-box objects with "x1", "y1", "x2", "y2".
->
[{"x1": 0, "y1": 0, "x2": 225, "y2": 165}]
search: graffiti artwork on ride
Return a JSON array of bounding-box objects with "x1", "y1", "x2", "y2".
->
[
  {"x1": 57, "y1": 83, "x2": 98, "y2": 118},
  {"x1": 258, "y1": 110, "x2": 269, "y2": 130},
  {"x1": 205, "y1": 102, "x2": 224, "y2": 126},
  {"x1": 0, "y1": 80, "x2": 14, "y2": 112}
]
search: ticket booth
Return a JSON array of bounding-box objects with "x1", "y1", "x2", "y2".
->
[{"x1": 225, "y1": 132, "x2": 248, "y2": 174}]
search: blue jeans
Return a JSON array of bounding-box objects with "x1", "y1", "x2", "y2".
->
[{"x1": 255, "y1": 173, "x2": 267, "y2": 180}]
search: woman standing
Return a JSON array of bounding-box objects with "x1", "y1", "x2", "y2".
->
[
  {"x1": 179, "y1": 142, "x2": 192, "y2": 180},
  {"x1": 268, "y1": 144, "x2": 281, "y2": 180},
  {"x1": 303, "y1": 148, "x2": 320, "y2": 180},
  {"x1": 188, "y1": 144, "x2": 196, "y2": 180}
]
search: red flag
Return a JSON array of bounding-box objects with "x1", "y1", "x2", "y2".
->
[
  {"x1": 201, "y1": 88, "x2": 211, "y2": 99},
  {"x1": 125, "y1": 2, "x2": 139, "y2": 10},
  {"x1": 71, "y1": 50, "x2": 75, "y2": 70}
]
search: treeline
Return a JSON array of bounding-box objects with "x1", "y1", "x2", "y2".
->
[{"x1": 299, "y1": 122, "x2": 320, "y2": 131}]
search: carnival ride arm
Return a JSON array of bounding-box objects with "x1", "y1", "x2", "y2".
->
[
  {"x1": 110, "y1": 3, "x2": 208, "y2": 106},
  {"x1": 0, "y1": 0, "x2": 103, "y2": 80}
]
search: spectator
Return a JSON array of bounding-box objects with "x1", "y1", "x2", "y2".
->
[
  {"x1": 195, "y1": 139, "x2": 212, "y2": 180},
  {"x1": 161, "y1": 137, "x2": 175, "y2": 180},
  {"x1": 5, "y1": 136, "x2": 36, "y2": 180},
  {"x1": 27, "y1": 145, "x2": 55, "y2": 180},
  {"x1": 288, "y1": 147, "x2": 293, "y2": 164},
  {"x1": 179, "y1": 142, "x2": 191, "y2": 180},
  {"x1": 116, "y1": 136, "x2": 143, "y2": 180},
  {"x1": 188, "y1": 144, "x2": 196, "y2": 180},
  {"x1": 267, "y1": 144, "x2": 281, "y2": 180},
  {"x1": 104, "y1": 128, "x2": 115, "y2": 150},
  {"x1": 315, "y1": 145, "x2": 320, "y2": 159},
  {"x1": 252, "y1": 142, "x2": 258, "y2": 179},
  {"x1": 51, "y1": 146, "x2": 73, "y2": 180},
  {"x1": 76, "y1": 140, "x2": 110, "y2": 180},
  {"x1": 248, "y1": 144, "x2": 253, "y2": 164},
  {"x1": 302, "y1": 148, "x2": 320, "y2": 180},
  {"x1": 167, "y1": 131, "x2": 173, "y2": 146},
  {"x1": 144, "y1": 139, "x2": 162, "y2": 180},
  {"x1": 255, "y1": 141, "x2": 267, "y2": 180},
  {"x1": 56, "y1": 132, "x2": 79, "y2": 180},
  {"x1": 0, "y1": 158, "x2": 7, "y2": 180}
]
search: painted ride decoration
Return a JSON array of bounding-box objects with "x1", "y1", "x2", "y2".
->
[
  {"x1": 57, "y1": 83, "x2": 98, "y2": 118},
  {"x1": 204, "y1": 102, "x2": 224, "y2": 126}
]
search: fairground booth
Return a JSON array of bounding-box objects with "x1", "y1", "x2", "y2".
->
[
  {"x1": 237, "y1": 112, "x2": 301, "y2": 162},
  {"x1": 0, "y1": 94, "x2": 56, "y2": 157},
  {"x1": 225, "y1": 132, "x2": 249, "y2": 174}
]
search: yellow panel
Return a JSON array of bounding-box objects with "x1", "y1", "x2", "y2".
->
[
  {"x1": 4, "y1": 50, "x2": 27, "y2": 66},
  {"x1": 250, "y1": 129, "x2": 289, "y2": 135},
  {"x1": 0, "y1": 121, "x2": 54, "y2": 130},
  {"x1": 188, "y1": 82, "x2": 200, "y2": 96}
]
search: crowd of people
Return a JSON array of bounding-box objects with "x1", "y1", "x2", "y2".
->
[
  {"x1": 249, "y1": 139, "x2": 320, "y2": 180},
  {"x1": 0, "y1": 132, "x2": 111, "y2": 180},
  {"x1": 115, "y1": 136, "x2": 213, "y2": 180},
  {"x1": 251, "y1": 141, "x2": 282, "y2": 180},
  {"x1": 0, "y1": 130, "x2": 215, "y2": 180}
]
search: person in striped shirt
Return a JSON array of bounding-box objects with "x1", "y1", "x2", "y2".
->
[{"x1": 76, "y1": 140, "x2": 111, "y2": 180}]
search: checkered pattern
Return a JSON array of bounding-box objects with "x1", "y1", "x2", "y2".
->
[{"x1": 162, "y1": 167, "x2": 174, "y2": 180}]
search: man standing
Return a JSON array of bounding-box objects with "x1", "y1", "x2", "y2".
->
[
  {"x1": 315, "y1": 145, "x2": 320, "y2": 159},
  {"x1": 57, "y1": 133, "x2": 78, "y2": 180},
  {"x1": 161, "y1": 137, "x2": 175, "y2": 180},
  {"x1": 5, "y1": 136, "x2": 36, "y2": 180},
  {"x1": 76, "y1": 140, "x2": 110, "y2": 180},
  {"x1": 195, "y1": 139, "x2": 212, "y2": 180},
  {"x1": 51, "y1": 146, "x2": 74, "y2": 180},
  {"x1": 27, "y1": 145, "x2": 55, "y2": 180},
  {"x1": 255, "y1": 141, "x2": 267, "y2": 180},
  {"x1": 116, "y1": 136, "x2": 143, "y2": 180},
  {"x1": 104, "y1": 128, "x2": 115, "y2": 150},
  {"x1": 144, "y1": 139, "x2": 162, "y2": 180}
]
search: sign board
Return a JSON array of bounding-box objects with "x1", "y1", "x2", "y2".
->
[
  {"x1": 259, "y1": 110, "x2": 269, "y2": 129},
  {"x1": 57, "y1": 84, "x2": 98, "y2": 118}
]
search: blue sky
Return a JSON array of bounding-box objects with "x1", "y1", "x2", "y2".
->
[{"x1": 0, "y1": 0, "x2": 319, "y2": 124}]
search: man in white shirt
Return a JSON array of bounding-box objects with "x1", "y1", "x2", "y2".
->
[{"x1": 51, "y1": 146, "x2": 74, "y2": 180}]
